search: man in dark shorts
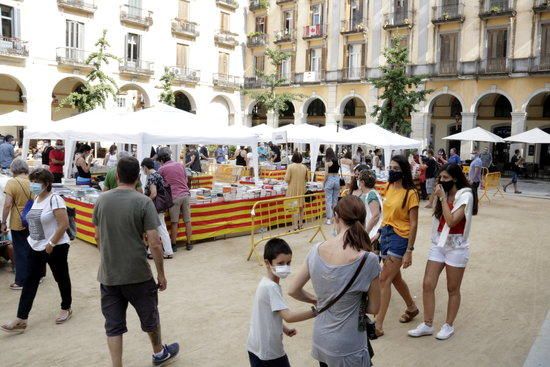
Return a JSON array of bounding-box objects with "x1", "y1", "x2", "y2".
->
[
  {"x1": 93, "y1": 156, "x2": 179, "y2": 367},
  {"x1": 503, "y1": 149, "x2": 523, "y2": 194}
]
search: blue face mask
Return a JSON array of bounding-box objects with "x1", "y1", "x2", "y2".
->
[{"x1": 30, "y1": 182, "x2": 44, "y2": 195}]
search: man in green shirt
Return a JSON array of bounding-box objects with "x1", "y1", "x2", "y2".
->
[{"x1": 102, "y1": 151, "x2": 143, "y2": 192}]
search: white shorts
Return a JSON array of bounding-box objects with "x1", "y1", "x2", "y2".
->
[{"x1": 428, "y1": 244, "x2": 469, "y2": 268}]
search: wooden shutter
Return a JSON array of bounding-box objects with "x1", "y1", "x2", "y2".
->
[
  {"x1": 499, "y1": 30, "x2": 507, "y2": 57},
  {"x1": 137, "y1": 34, "x2": 141, "y2": 61},
  {"x1": 321, "y1": 47, "x2": 327, "y2": 72},
  {"x1": 177, "y1": 44, "x2": 188, "y2": 68},
  {"x1": 361, "y1": 43, "x2": 366, "y2": 67},
  {"x1": 221, "y1": 13, "x2": 229, "y2": 31},
  {"x1": 542, "y1": 25, "x2": 550, "y2": 55},
  {"x1": 178, "y1": 0, "x2": 189, "y2": 20},
  {"x1": 306, "y1": 49, "x2": 311, "y2": 71},
  {"x1": 124, "y1": 34, "x2": 129, "y2": 60},
  {"x1": 13, "y1": 8, "x2": 21, "y2": 39},
  {"x1": 344, "y1": 44, "x2": 350, "y2": 70},
  {"x1": 449, "y1": 33, "x2": 457, "y2": 61},
  {"x1": 290, "y1": 54, "x2": 295, "y2": 77}
]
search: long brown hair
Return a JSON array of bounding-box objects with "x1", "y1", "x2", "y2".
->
[{"x1": 334, "y1": 195, "x2": 371, "y2": 252}]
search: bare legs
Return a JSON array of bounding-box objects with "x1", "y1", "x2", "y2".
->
[
  {"x1": 376, "y1": 256, "x2": 417, "y2": 332},
  {"x1": 107, "y1": 326, "x2": 164, "y2": 367},
  {"x1": 421, "y1": 260, "x2": 465, "y2": 327},
  {"x1": 170, "y1": 222, "x2": 178, "y2": 246},
  {"x1": 147, "y1": 326, "x2": 164, "y2": 354}
]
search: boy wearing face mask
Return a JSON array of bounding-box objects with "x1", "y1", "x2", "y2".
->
[{"x1": 247, "y1": 238, "x2": 317, "y2": 367}]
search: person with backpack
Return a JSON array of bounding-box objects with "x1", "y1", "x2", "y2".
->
[
  {"x1": 41, "y1": 140, "x2": 54, "y2": 167},
  {"x1": 289, "y1": 195, "x2": 381, "y2": 367},
  {"x1": 1, "y1": 168, "x2": 72, "y2": 333},
  {"x1": 141, "y1": 158, "x2": 174, "y2": 259}
]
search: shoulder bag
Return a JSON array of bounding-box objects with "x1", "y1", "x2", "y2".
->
[
  {"x1": 153, "y1": 179, "x2": 173, "y2": 214},
  {"x1": 13, "y1": 178, "x2": 33, "y2": 229},
  {"x1": 49, "y1": 194, "x2": 76, "y2": 241}
]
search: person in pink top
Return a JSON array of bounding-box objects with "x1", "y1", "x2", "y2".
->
[{"x1": 157, "y1": 148, "x2": 192, "y2": 251}]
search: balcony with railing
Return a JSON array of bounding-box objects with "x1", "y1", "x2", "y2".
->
[
  {"x1": 437, "y1": 60, "x2": 458, "y2": 75},
  {"x1": 484, "y1": 57, "x2": 508, "y2": 73},
  {"x1": 302, "y1": 24, "x2": 327, "y2": 39},
  {"x1": 432, "y1": 3, "x2": 465, "y2": 24},
  {"x1": 249, "y1": 0, "x2": 268, "y2": 11},
  {"x1": 57, "y1": 0, "x2": 97, "y2": 14},
  {"x1": 213, "y1": 73, "x2": 242, "y2": 89},
  {"x1": 214, "y1": 30, "x2": 239, "y2": 47},
  {"x1": 56, "y1": 47, "x2": 93, "y2": 68},
  {"x1": 216, "y1": 0, "x2": 239, "y2": 10},
  {"x1": 171, "y1": 18, "x2": 199, "y2": 38},
  {"x1": 277, "y1": 72, "x2": 295, "y2": 85},
  {"x1": 247, "y1": 33, "x2": 268, "y2": 47},
  {"x1": 341, "y1": 67, "x2": 366, "y2": 81},
  {"x1": 340, "y1": 18, "x2": 367, "y2": 34},
  {"x1": 534, "y1": 0, "x2": 550, "y2": 13},
  {"x1": 479, "y1": 0, "x2": 515, "y2": 19},
  {"x1": 119, "y1": 59, "x2": 154, "y2": 77},
  {"x1": 169, "y1": 66, "x2": 200, "y2": 84},
  {"x1": 533, "y1": 54, "x2": 550, "y2": 71},
  {"x1": 274, "y1": 29, "x2": 295, "y2": 43},
  {"x1": 120, "y1": 4, "x2": 153, "y2": 28},
  {"x1": 383, "y1": 9, "x2": 413, "y2": 29},
  {"x1": 0, "y1": 36, "x2": 28, "y2": 59},
  {"x1": 294, "y1": 70, "x2": 326, "y2": 84},
  {"x1": 276, "y1": 0, "x2": 295, "y2": 4},
  {"x1": 244, "y1": 77, "x2": 264, "y2": 89}
]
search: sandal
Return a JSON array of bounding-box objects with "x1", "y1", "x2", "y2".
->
[
  {"x1": 164, "y1": 254, "x2": 173, "y2": 259},
  {"x1": 56, "y1": 309, "x2": 72, "y2": 324},
  {"x1": 375, "y1": 328, "x2": 384, "y2": 338},
  {"x1": 399, "y1": 308, "x2": 419, "y2": 323},
  {"x1": 1, "y1": 320, "x2": 27, "y2": 333}
]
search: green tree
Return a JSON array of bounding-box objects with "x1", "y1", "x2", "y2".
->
[
  {"x1": 158, "y1": 67, "x2": 176, "y2": 106},
  {"x1": 370, "y1": 37, "x2": 434, "y2": 135},
  {"x1": 59, "y1": 30, "x2": 119, "y2": 112},
  {"x1": 244, "y1": 48, "x2": 303, "y2": 119}
]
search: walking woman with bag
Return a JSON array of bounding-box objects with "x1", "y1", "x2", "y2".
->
[
  {"x1": 141, "y1": 158, "x2": 174, "y2": 259},
  {"x1": 1, "y1": 168, "x2": 72, "y2": 333},
  {"x1": 374, "y1": 155, "x2": 420, "y2": 337},
  {"x1": 289, "y1": 195, "x2": 381, "y2": 367},
  {"x1": 408, "y1": 164, "x2": 477, "y2": 340},
  {"x1": 323, "y1": 148, "x2": 341, "y2": 225}
]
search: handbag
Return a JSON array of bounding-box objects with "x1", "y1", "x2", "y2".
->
[
  {"x1": 154, "y1": 181, "x2": 173, "y2": 214},
  {"x1": 50, "y1": 195, "x2": 76, "y2": 241},
  {"x1": 338, "y1": 159, "x2": 346, "y2": 187},
  {"x1": 13, "y1": 178, "x2": 33, "y2": 228}
]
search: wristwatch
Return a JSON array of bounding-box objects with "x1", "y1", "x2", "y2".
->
[{"x1": 311, "y1": 306, "x2": 319, "y2": 317}]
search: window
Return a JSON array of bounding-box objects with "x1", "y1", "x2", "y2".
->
[
  {"x1": 311, "y1": 4, "x2": 322, "y2": 25},
  {"x1": 126, "y1": 33, "x2": 140, "y2": 62},
  {"x1": 178, "y1": 0, "x2": 189, "y2": 20},
  {"x1": 310, "y1": 48, "x2": 321, "y2": 72},
  {"x1": 280, "y1": 57, "x2": 291, "y2": 78},
  {"x1": 116, "y1": 97, "x2": 126, "y2": 108},
  {"x1": 283, "y1": 10, "x2": 293, "y2": 34},
  {"x1": 218, "y1": 52, "x2": 229, "y2": 74},
  {"x1": 176, "y1": 43, "x2": 188, "y2": 68},
  {"x1": 220, "y1": 12, "x2": 230, "y2": 32},
  {"x1": 1, "y1": 5, "x2": 13, "y2": 38},
  {"x1": 254, "y1": 55, "x2": 265, "y2": 76},
  {"x1": 128, "y1": 0, "x2": 142, "y2": 17},
  {"x1": 66, "y1": 20, "x2": 84, "y2": 49},
  {"x1": 255, "y1": 16, "x2": 266, "y2": 33},
  {"x1": 439, "y1": 32, "x2": 458, "y2": 73},
  {"x1": 541, "y1": 24, "x2": 550, "y2": 60},
  {"x1": 350, "y1": 0, "x2": 363, "y2": 26},
  {"x1": 487, "y1": 29, "x2": 507, "y2": 59}
]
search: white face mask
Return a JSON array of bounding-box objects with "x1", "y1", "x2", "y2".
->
[{"x1": 272, "y1": 265, "x2": 291, "y2": 279}]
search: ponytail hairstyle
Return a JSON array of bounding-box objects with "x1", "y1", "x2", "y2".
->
[
  {"x1": 390, "y1": 155, "x2": 419, "y2": 209},
  {"x1": 434, "y1": 163, "x2": 478, "y2": 219},
  {"x1": 334, "y1": 195, "x2": 372, "y2": 252}
]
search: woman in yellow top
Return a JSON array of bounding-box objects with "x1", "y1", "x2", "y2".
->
[
  {"x1": 375, "y1": 155, "x2": 420, "y2": 337},
  {"x1": 284, "y1": 151, "x2": 308, "y2": 230}
]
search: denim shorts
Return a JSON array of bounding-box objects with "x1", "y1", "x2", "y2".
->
[{"x1": 379, "y1": 226, "x2": 409, "y2": 259}]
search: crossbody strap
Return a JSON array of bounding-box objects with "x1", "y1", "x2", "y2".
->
[{"x1": 317, "y1": 253, "x2": 368, "y2": 314}]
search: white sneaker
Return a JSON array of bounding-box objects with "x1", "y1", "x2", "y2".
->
[
  {"x1": 435, "y1": 323, "x2": 454, "y2": 340},
  {"x1": 408, "y1": 322, "x2": 434, "y2": 337}
]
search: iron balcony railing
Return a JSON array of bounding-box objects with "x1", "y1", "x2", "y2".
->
[
  {"x1": 485, "y1": 57, "x2": 508, "y2": 73},
  {"x1": 340, "y1": 18, "x2": 367, "y2": 34},
  {"x1": 56, "y1": 47, "x2": 92, "y2": 66},
  {"x1": 213, "y1": 73, "x2": 242, "y2": 89},
  {"x1": 120, "y1": 4, "x2": 153, "y2": 27},
  {"x1": 534, "y1": 0, "x2": 550, "y2": 12},
  {"x1": 341, "y1": 67, "x2": 366, "y2": 81},
  {"x1": 214, "y1": 30, "x2": 239, "y2": 47},
  {"x1": 537, "y1": 54, "x2": 550, "y2": 71},
  {"x1": 276, "y1": 0, "x2": 295, "y2": 4},
  {"x1": 438, "y1": 60, "x2": 458, "y2": 75},
  {"x1": 171, "y1": 18, "x2": 199, "y2": 38},
  {"x1": 249, "y1": 0, "x2": 268, "y2": 11},
  {"x1": 432, "y1": 2, "x2": 465, "y2": 23},
  {"x1": 169, "y1": 66, "x2": 200, "y2": 83},
  {"x1": 57, "y1": 0, "x2": 97, "y2": 13},
  {"x1": 0, "y1": 36, "x2": 28, "y2": 57},
  {"x1": 274, "y1": 29, "x2": 295, "y2": 43},
  {"x1": 295, "y1": 70, "x2": 326, "y2": 83},
  {"x1": 119, "y1": 59, "x2": 155, "y2": 75},
  {"x1": 247, "y1": 33, "x2": 268, "y2": 47},
  {"x1": 383, "y1": 9, "x2": 413, "y2": 29},
  {"x1": 216, "y1": 0, "x2": 239, "y2": 10},
  {"x1": 244, "y1": 77, "x2": 264, "y2": 89},
  {"x1": 479, "y1": 0, "x2": 515, "y2": 18},
  {"x1": 302, "y1": 24, "x2": 327, "y2": 39}
]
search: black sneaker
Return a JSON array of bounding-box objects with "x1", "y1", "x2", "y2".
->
[
  {"x1": 186, "y1": 244, "x2": 193, "y2": 251},
  {"x1": 172, "y1": 244, "x2": 178, "y2": 252},
  {"x1": 152, "y1": 343, "x2": 180, "y2": 366}
]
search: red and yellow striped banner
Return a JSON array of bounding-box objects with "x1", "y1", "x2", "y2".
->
[
  {"x1": 189, "y1": 174, "x2": 213, "y2": 189},
  {"x1": 260, "y1": 169, "x2": 286, "y2": 180}
]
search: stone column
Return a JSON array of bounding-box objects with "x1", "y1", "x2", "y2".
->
[
  {"x1": 325, "y1": 113, "x2": 343, "y2": 127},
  {"x1": 266, "y1": 110, "x2": 279, "y2": 128},
  {"x1": 460, "y1": 112, "x2": 476, "y2": 159},
  {"x1": 294, "y1": 112, "x2": 306, "y2": 125},
  {"x1": 244, "y1": 113, "x2": 252, "y2": 127},
  {"x1": 410, "y1": 112, "x2": 431, "y2": 150},
  {"x1": 510, "y1": 112, "x2": 527, "y2": 157}
]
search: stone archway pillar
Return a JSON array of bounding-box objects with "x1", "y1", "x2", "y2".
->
[
  {"x1": 411, "y1": 112, "x2": 431, "y2": 150},
  {"x1": 510, "y1": 112, "x2": 527, "y2": 157},
  {"x1": 294, "y1": 112, "x2": 306, "y2": 125},
  {"x1": 326, "y1": 113, "x2": 343, "y2": 127},
  {"x1": 267, "y1": 110, "x2": 279, "y2": 128},
  {"x1": 460, "y1": 112, "x2": 476, "y2": 160}
]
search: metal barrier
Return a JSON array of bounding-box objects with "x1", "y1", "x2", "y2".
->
[
  {"x1": 479, "y1": 171, "x2": 504, "y2": 202},
  {"x1": 247, "y1": 191, "x2": 327, "y2": 264}
]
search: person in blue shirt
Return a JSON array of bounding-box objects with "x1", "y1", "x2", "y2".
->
[
  {"x1": 257, "y1": 143, "x2": 268, "y2": 163},
  {"x1": 468, "y1": 149, "x2": 483, "y2": 197},
  {"x1": 0, "y1": 135, "x2": 16, "y2": 170},
  {"x1": 447, "y1": 148, "x2": 461, "y2": 166},
  {"x1": 215, "y1": 145, "x2": 225, "y2": 164}
]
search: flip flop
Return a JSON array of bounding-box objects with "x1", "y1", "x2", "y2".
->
[
  {"x1": 399, "y1": 308, "x2": 419, "y2": 323},
  {"x1": 56, "y1": 309, "x2": 72, "y2": 324}
]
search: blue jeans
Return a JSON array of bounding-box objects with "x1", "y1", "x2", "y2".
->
[
  {"x1": 11, "y1": 229, "x2": 30, "y2": 286},
  {"x1": 379, "y1": 226, "x2": 409, "y2": 259},
  {"x1": 324, "y1": 175, "x2": 340, "y2": 219}
]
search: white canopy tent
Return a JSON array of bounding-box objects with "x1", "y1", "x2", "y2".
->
[
  {"x1": 504, "y1": 128, "x2": 550, "y2": 144},
  {"x1": 250, "y1": 124, "x2": 275, "y2": 142},
  {"x1": 0, "y1": 110, "x2": 30, "y2": 127},
  {"x1": 443, "y1": 126, "x2": 505, "y2": 143}
]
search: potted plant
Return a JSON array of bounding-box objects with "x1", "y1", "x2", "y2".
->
[
  {"x1": 442, "y1": 11, "x2": 449, "y2": 20},
  {"x1": 490, "y1": 5, "x2": 501, "y2": 13}
]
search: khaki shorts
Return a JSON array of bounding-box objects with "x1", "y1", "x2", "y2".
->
[{"x1": 169, "y1": 195, "x2": 191, "y2": 223}]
